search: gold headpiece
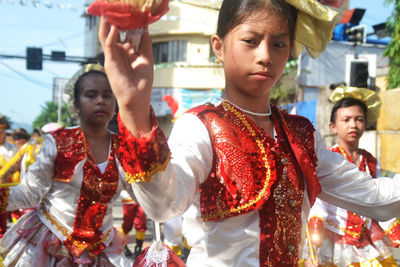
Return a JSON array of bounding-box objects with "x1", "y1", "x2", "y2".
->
[
  {"x1": 329, "y1": 86, "x2": 382, "y2": 126},
  {"x1": 64, "y1": 63, "x2": 105, "y2": 118},
  {"x1": 284, "y1": 0, "x2": 338, "y2": 58}
]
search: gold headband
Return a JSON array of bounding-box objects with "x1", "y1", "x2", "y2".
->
[
  {"x1": 329, "y1": 86, "x2": 382, "y2": 126},
  {"x1": 285, "y1": 0, "x2": 338, "y2": 58},
  {"x1": 64, "y1": 63, "x2": 105, "y2": 118}
]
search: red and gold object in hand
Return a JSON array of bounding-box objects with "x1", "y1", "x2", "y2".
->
[{"x1": 87, "y1": 0, "x2": 169, "y2": 50}]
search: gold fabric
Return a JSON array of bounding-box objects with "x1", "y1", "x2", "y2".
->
[
  {"x1": 329, "y1": 86, "x2": 382, "y2": 126},
  {"x1": 64, "y1": 63, "x2": 105, "y2": 118},
  {"x1": 285, "y1": 0, "x2": 338, "y2": 58}
]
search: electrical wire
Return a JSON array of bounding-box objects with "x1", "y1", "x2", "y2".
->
[{"x1": 0, "y1": 60, "x2": 52, "y2": 90}]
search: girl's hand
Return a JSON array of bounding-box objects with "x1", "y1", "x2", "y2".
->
[{"x1": 98, "y1": 17, "x2": 153, "y2": 135}]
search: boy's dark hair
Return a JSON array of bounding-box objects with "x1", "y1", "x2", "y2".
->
[{"x1": 330, "y1": 98, "x2": 368, "y2": 124}]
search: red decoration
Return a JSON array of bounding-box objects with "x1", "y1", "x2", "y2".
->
[
  {"x1": 117, "y1": 108, "x2": 170, "y2": 183},
  {"x1": 51, "y1": 127, "x2": 86, "y2": 183},
  {"x1": 87, "y1": 0, "x2": 169, "y2": 30},
  {"x1": 52, "y1": 128, "x2": 120, "y2": 258},
  {"x1": 189, "y1": 103, "x2": 315, "y2": 266},
  {"x1": 329, "y1": 146, "x2": 378, "y2": 178}
]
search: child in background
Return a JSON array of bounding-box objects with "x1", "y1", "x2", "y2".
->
[
  {"x1": 303, "y1": 87, "x2": 400, "y2": 266},
  {"x1": 119, "y1": 189, "x2": 147, "y2": 258},
  {"x1": 99, "y1": 0, "x2": 400, "y2": 266},
  {"x1": 0, "y1": 64, "x2": 136, "y2": 266}
]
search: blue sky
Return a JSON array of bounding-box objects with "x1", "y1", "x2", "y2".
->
[
  {"x1": 0, "y1": 0, "x2": 395, "y2": 131},
  {"x1": 0, "y1": 0, "x2": 85, "y2": 130}
]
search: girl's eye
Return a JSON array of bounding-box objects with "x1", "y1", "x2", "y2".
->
[
  {"x1": 86, "y1": 93, "x2": 96, "y2": 99},
  {"x1": 104, "y1": 93, "x2": 113, "y2": 99},
  {"x1": 274, "y1": 41, "x2": 287, "y2": 48},
  {"x1": 243, "y1": 39, "x2": 257, "y2": 45}
]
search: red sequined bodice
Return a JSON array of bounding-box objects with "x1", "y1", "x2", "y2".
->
[{"x1": 189, "y1": 103, "x2": 319, "y2": 265}]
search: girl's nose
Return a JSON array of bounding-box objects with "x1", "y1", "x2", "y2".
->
[{"x1": 257, "y1": 42, "x2": 272, "y2": 67}]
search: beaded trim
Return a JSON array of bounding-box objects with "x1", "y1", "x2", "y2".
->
[
  {"x1": 124, "y1": 153, "x2": 171, "y2": 183},
  {"x1": 202, "y1": 101, "x2": 274, "y2": 219},
  {"x1": 40, "y1": 201, "x2": 111, "y2": 252},
  {"x1": 324, "y1": 217, "x2": 370, "y2": 239},
  {"x1": 337, "y1": 147, "x2": 352, "y2": 162}
]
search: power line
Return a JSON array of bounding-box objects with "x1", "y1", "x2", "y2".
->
[{"x1": 0, "y1": 60, "x2": 52, "y2": 90}]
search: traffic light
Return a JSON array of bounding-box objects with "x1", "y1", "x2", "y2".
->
[
  {"x1": 26, "y1": 47, "x2": 43, "y2": 70},
  {"x1": 347, "y1": 25, "x2": 366, "y2": 44},
  {"x1": 349, "y1": 60, "x2": 369, "y2": 88}
]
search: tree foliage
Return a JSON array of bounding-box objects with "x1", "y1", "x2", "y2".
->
[
  {"x1": 384, "y1": 0, "x2": 400, "y2": 89},
  {"x1": 32, "y1": 101, "x2": 77, "y2": 130},
  {"x1": 270, "y1": 60, "x2": 297, "y2": 105}
]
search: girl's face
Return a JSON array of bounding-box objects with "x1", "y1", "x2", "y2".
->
[
  {"x1": 76, "y1": 73, "x2": 116, "y2": 127},
  {"x1": 212, "y1": 8, "x2": 291, "y2": 98},
  {"x1": 330, "y1": 105, "x2": 366, "y2": 145}
]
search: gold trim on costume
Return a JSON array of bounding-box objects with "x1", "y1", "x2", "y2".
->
[
  {"x1": 124, "y1": 153, "x2": 171, "y2": 183},
  {"x1": 40, "y1": 201, "x2": 111, "y2": 251},
  {"x1": 202, "y1": 101, "x2": 274, "y2": 220}
]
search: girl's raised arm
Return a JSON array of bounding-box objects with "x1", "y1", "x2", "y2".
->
[{"x1": 98, "y1": 17, "x2": 153, "y2": 136}]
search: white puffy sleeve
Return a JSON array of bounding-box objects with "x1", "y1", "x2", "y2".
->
[
  {"x1": 129, "y1": 113, "x2": 213, "y2": 222},
  {"x1": 315, "y1": 132, "x2": 400, "y2": 221},
  {"x1": 7, "y1": 135, "x2": 56, "y2": 210}
]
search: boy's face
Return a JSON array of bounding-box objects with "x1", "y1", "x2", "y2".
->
[{"x1": 330, "y1": 105, "x2": 366, "y2": 145}]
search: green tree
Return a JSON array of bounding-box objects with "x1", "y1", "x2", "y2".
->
[
  {"x1": 33, "y1": 101, "x2": 77, "y2": 130},
  {"x1": 270, "y1": 60, "x2": 297, "y2": 105},
  {"x1": 384, "y1": 0, "x2": 400, "y2": 89}
]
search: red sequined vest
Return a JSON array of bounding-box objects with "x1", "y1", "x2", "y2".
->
[
  {"x1": 189, "y1": 103, "x2": 320, "y2": 266},
  {"x1": 50, "y1": 127, "x2": 119, "y2": 258}
]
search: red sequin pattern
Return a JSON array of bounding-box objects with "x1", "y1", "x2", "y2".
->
[
  {"x1": 190, "y1": 103, "x2": 318, "y2": 265},
  {"x1": 192, "y1": 103, "x2": 278, "y2": 221},
  {"x1": 52, "y1": 127, "x2": 86, "y2": 183},
  {"x1": 117, "y1": 109, "x2": 170, "y2": 183},
  {"x1": 52, "y1": 128, "x2": 119, "y2": 258}
]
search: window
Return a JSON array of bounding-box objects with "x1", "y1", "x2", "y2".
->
[{"x1": 153, "y1": 40, "x2": 187, "y2": 63}]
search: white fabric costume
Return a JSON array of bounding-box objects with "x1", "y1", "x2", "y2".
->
[
  {"x1": 128, "y1": 112, "x2": 400, "y2": 267},
  {"x1": 0, "y1": 127, "x2": 135, "y2": 267}
]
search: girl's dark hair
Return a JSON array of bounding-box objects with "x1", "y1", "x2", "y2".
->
[
  {"x1": 73, "y1": 70, "x2": 107, "y2": 106},
  {"x1": 330, "y1": 98, "x2": 368, "y2": 124},
  {"x1": 217, "y1": 0, "x2": 298, "y2": 42}
]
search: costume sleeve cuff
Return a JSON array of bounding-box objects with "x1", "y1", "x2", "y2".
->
[
  {"x1": 0, "y1": 187, "x2": 10, "y2": 213},
  {"x1": 117, "y1": 107, "x2": 171, "y2": 183},
  {"x1": 385, "y1": 219, "x2": 400, "y2": 247}
]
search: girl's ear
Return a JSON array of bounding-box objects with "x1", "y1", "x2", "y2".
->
[
  {"x1": 329, "y1": 122, "x2": 337, "y2": 134},
  {"x1": 211, "y1": 34, "x2": 224, "y2": 63}
]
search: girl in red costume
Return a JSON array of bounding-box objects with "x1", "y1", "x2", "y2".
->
[
  {"x1": 303, "y1": 87, "x2": 400, "y2": 266},
  {"x1": 98, "y1": 0, "x2": 400, "y2": 266},
  {"x1": 0, "y1": 64, "x2": 136, "y2": 266}
]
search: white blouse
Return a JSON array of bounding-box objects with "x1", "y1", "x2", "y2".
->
[{"x1": 131, "y1": 113, "x2": 400, "y2": 267}]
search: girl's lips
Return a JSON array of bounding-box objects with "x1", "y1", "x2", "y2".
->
[
  {"x1": 250, "y1": 72, "x2": 273, "y2": 80},
  {"x1": 95, "y1": 111, "x2": 107, "y2": 116}
]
